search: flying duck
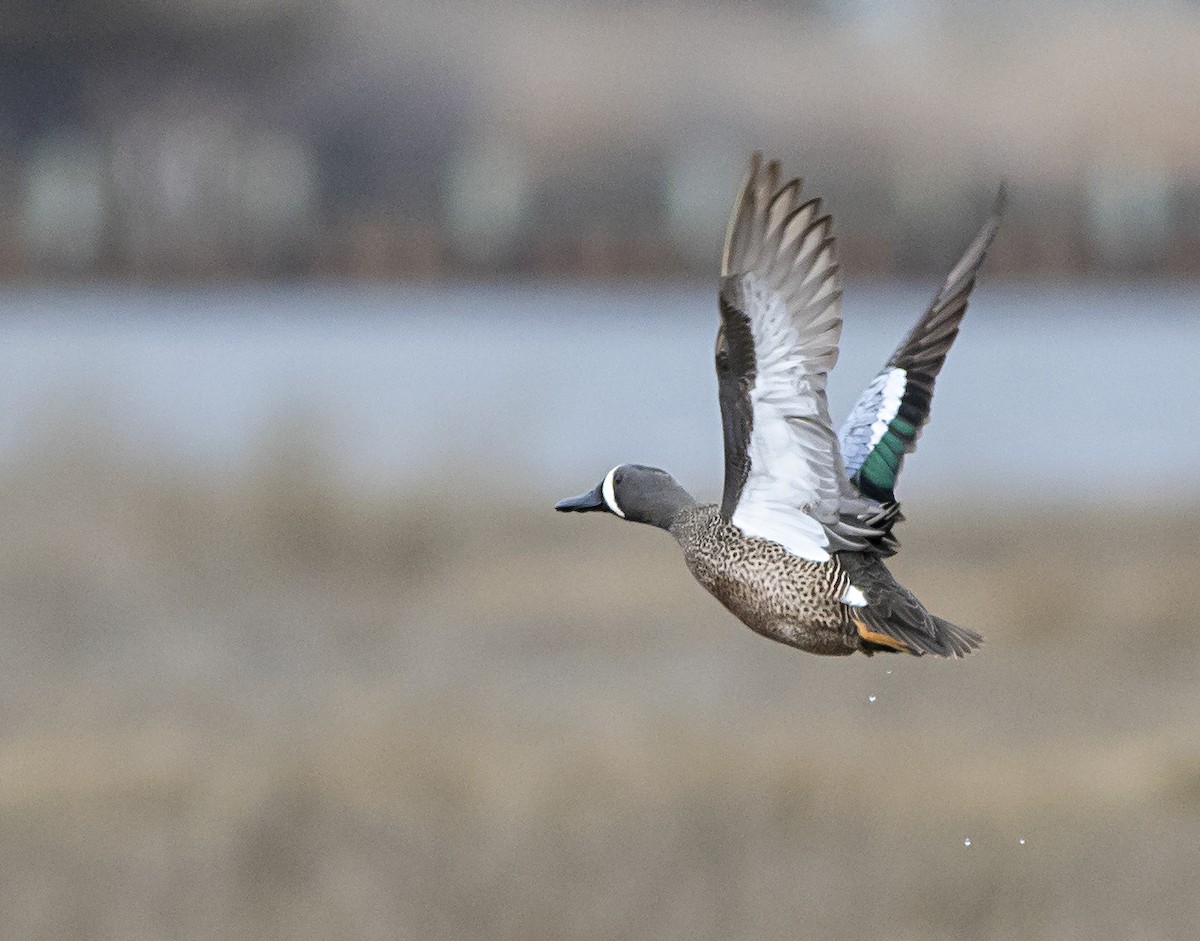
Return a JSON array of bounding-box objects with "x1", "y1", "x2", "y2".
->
[{"x1": 557, "y1": 154, "x2": 1003, "y2": 657}]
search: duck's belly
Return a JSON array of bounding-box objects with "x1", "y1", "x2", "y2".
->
[{"x1": 680, "y1": 519, "x2": 856, "y2": 656}]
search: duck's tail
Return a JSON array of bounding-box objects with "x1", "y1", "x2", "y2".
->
[
  {"x1": 855, "y1": 611, "x2": 982, "y2": 658},
  {"x1": 839, "y1": 552, "x2": 982, "y2": 658}
]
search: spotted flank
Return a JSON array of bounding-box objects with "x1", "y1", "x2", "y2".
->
[{"x1": 555, "y1": 153, "x2": 1000, "y2": 659}]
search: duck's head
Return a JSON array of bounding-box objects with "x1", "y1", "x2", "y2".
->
[{"x1": 555, "y1": 464, "x2": 696, "y2": 530}]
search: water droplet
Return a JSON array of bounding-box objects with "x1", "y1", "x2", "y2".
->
[
  {"x1": 963, "y1": 838, "x2": 972, "y2": 847},
  {"x1": 1018, "y1": 838, "x2": 1026, "y2": 846},
  {"x1": 867, "y1": 695, "x2": 877, "y2": 703}
]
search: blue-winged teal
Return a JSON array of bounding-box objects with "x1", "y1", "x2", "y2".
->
[{"x1": 557, "y1": 154, "x2": 1002, "y2": 657}]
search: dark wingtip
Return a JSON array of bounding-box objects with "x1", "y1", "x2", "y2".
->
[
  {"x1": 991, "y1": 180, "x2": 1008, "y2": 218},
  {"x1": 929, "y1": 616, "x2": 984, "y2": 658}
]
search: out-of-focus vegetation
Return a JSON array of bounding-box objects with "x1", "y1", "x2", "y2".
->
[{"x1": 2, "y1": 423, "x2": 1197, "y2": 940}]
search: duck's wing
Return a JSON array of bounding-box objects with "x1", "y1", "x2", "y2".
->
[
  {"x1": 837, "y1": 186, "x2": 1005, "y2": 546},
  {"x1": 717, "y1": 154, "x2": 881, "y2": 562}
]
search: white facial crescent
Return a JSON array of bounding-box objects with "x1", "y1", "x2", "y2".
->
[{"x1": 602, "y1": 466, "x2": 626, "y2": 518}]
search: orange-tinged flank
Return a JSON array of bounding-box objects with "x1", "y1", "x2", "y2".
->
[{"x1": 854, "y1": 619, "x2": 910, "y2": 652}]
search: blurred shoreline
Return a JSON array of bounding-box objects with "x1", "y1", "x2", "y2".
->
[{"x1": 0, "y1": 280, "x2": 1194, "y2": 505}]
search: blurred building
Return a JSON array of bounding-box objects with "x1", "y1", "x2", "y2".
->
[{"x1": 0, "y1": 0, "x2": 1199, "y2": 281}]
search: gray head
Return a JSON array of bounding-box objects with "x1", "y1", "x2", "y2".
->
[{"x1": 555, "y1": 464, "x2": 696, "y2": 531}]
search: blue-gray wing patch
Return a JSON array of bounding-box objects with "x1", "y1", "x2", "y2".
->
[{"x1": 838, "y1": 186, "x2": 1005, "y2": 507}]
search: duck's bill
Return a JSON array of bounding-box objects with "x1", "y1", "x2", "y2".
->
[{"x1": 555, "y1": 484, "x2": 607, "y2": 512}]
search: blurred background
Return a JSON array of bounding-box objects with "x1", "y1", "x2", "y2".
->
[
  {"x1": 1, "y1": 1, "x2": 1199, "y2": 939},
  {"x1": 4, "y1": 0, "x2": 1200, "y2": 280}
]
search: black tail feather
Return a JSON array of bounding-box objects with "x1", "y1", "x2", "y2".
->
[
  {"x1": 858, "y1": 607, "x2": 982, "y2": 658},
  {"x1": 840, "y1": 551, "x2": 982, "y2": 658}
]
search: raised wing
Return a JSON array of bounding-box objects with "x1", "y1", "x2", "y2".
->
[
  {"x1": 839, "y1": 187, "x2": 1005, "y2": 519},
  {"x1": 717, "y1": 154, "x2": 880, "y2": 562}
]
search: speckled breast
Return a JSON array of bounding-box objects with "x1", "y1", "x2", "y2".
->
[{"x1": 670, "y1": 504, "x2": 857, "y2": 656}]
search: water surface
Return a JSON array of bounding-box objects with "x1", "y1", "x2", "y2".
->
[{"x1": 0, "y1": 281, "x2": 1192, "y2": 502}]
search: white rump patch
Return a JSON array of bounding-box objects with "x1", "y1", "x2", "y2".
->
[
  {"x1": 840, "y1": 584, "x2": 868, "y2": 607},
  {"x1": 601, "y1": 465, "x2": 626, "y2": 518}
]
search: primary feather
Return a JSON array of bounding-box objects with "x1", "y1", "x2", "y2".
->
[
  {"x1": 717, "y1": 155, "x2": 882, "y2": 562},
  {"x1": 838, "y1": 186, "x2": 1006, "y2": 551}
]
